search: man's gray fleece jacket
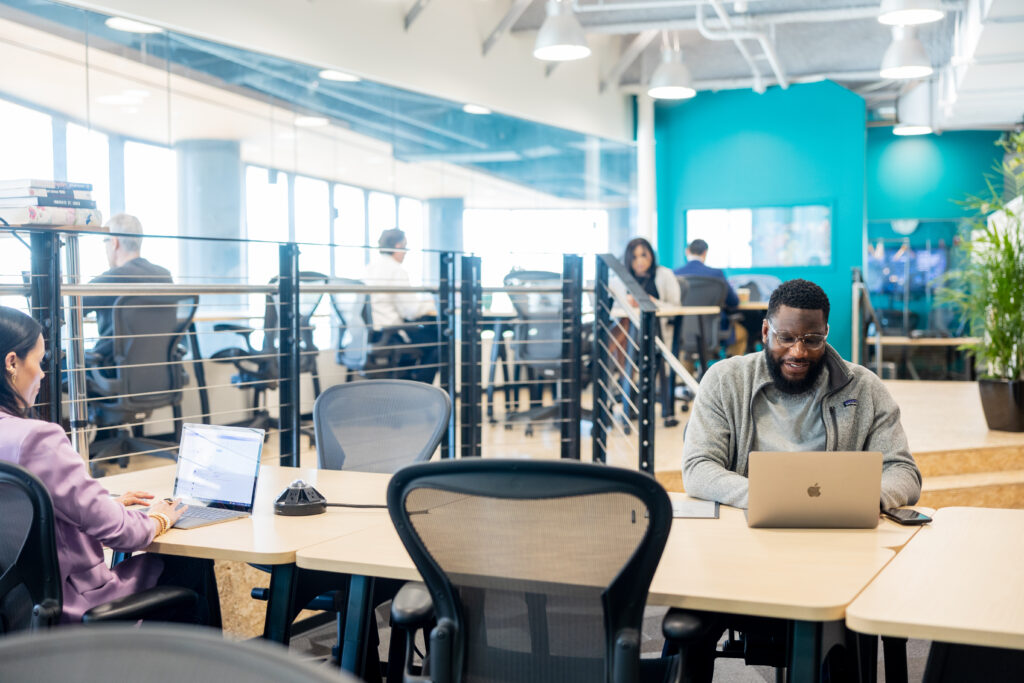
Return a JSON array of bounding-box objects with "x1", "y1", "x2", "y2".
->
[{"x1": 682, "y1": 345, "x2": 922, "y2": 510}]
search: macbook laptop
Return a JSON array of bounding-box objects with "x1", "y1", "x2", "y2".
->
[
  {"x1": 746, "y1": 451, "x2": 882, "y2": 529},
  {"x1": 160, "y1": 423, "x2": 264, "y2": 529}
]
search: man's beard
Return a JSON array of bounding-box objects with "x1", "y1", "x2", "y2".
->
[{"x1": 765, "y1": 351, "x2": 826, "y2": 395}]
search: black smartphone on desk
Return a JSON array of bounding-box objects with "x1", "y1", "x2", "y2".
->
[{"x1": 882, "y1": 508, "x2": 932, "y2": 525}]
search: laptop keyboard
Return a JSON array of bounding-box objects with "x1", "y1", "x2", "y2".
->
[{"x1": 171, "y1": 506, "x2": 248, "y2": 529}]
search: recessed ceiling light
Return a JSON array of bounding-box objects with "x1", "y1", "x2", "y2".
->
[
  {"x1": 104, "y1": 17, "x2": 163, "y2": 33},
  {"x1": 294, "y1": 115, "x2": 329, "y2": 127},
  {"x1": 462, "y1": 103, "x2": 491, "y2": 115},
  {"x1": 122, "y1": 89, "x2": 151, "y2": 99},
  {"x1": 893, "y1": 124, "x2": 933, "y2": 136},
  {"x1": 318, "y1": 69, "x2": 360, "y2": 82},
  {"x1": 878, "y1": 0, "x2": 944, "y2": 26}
]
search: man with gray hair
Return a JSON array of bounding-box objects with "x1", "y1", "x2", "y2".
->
[{"x1": 82, "y1": 213, "x2": 173, "y2": 368}]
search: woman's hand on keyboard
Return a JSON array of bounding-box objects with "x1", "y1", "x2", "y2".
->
[{"x1": 150, "y1": 497, "x2": 187, "y2": 526}]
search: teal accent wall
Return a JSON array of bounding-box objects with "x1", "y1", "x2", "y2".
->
[
  {"x1": 655, "y1": 81, "x2": 866, "y2": 359},
  {"x1": 866, "y1": 128, "x2": 1002, "y2": 221}
]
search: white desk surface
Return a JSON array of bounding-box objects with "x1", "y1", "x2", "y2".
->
[
  {"x1": 738, "y1": 301, "x2": 769, "y2": 311},
  {"x1": 297, "y1": 497, "x2": 927, "y2": 622},
  {"x1": 846, "y1": 507, "x2": 1024, "y2": 650},
  {"x1": 99, "y1": 465, "x2": 391, "y2": 564}
]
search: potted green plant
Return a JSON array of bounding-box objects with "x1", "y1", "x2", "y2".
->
[{"x1": 938, "y1": 130, "x2": 1024, "y2": 431}]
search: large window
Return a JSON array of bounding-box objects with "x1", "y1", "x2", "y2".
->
[
  {"x1": 0, "y1": 99, "x2": 52, "y2": 181},
  {"x1": 463, "y1": 209, "x2": 610, "y2": 286},
  {"x1": 685, "y1": 205, "x2": 832, "y2": 269},
  {"x1": 294, "y1": 175, "x2": 330, "y2": 276},
  {"x1": 333, "y1": 183, "x2": 366, "y2": 278},
  {"x1": 398, "y1": 197, "x2": 425, "y2": 285},
  {"x1": 67, "y1": 123, "x2": 111, "y2": 281},
  {"x1": 124, "y1": 140, "x2": 179, "y2": 276}
]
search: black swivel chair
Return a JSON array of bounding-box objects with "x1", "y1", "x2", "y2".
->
[
  {"x1": 676, "y1": 276, "x2": 730, "y2": 380},
  {"x1": 329, "y1": 277, "x2": 411, "y2": 381},
  {"x1": 249, "y1": 380, "x2": 451, "y2": 670},
  {"x1": 386, "y1": 459, "x2": 703, "y2": 683},
  {"x1": 504, "y1": 270, "x2": 563, "y2": 436},
  {"x1": 86, "y1": 295, "x2": 199, "y2": 470},
  {"x1": 212, "y1": 272, "x2": 327, "y2": 433},
  {"x1": 0, "y1": 461, "x2": 198, "y2": 635},
  {"x1": 0, "y1": 624, "x2": 361, "y2": 682}
]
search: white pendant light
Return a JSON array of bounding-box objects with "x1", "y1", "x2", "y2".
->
[
  {"x1": 648, "y1": 40, "x2": 696, "y2": 100},
  {"x1": 893, "y1": 80, "x2": 933, "y2": 135},
  {"x1": 533, "y1": 0, "x2": 591, "y2": 62},
  {"x1": 880, "y1": 26, "x2": 933, "y2": 80},
  {"x1": 878, "y1": 0, "x2": 945, "y2": 26}
]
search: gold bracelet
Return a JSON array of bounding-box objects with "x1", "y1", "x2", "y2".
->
[{"x1": 151, "y1": 512, "x2": 171, "y2": 536}]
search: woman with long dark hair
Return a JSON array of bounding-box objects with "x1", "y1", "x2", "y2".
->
[
  {"x1": 0, "y1": 305, "x2": 214, "y2": 624},
  {"x1": 622, "y1": 237, "x2": 681, "y2": 308}
]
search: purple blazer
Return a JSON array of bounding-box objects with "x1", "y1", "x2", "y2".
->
[{"x1": 0, "y1": 410, "x2": 163, "y2": 622}]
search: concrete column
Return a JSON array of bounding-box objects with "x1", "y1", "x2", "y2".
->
[{"x1": 425, "y1": 197, "x2": 463, "y2": 282}]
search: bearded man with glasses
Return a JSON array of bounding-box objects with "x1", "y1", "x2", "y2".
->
[
  {"x1": 683, "y1": 278, "x2": 921, "y2": 511},
  {"x1": 677, "y1": 279, "x2": 922, "y2": 683}
]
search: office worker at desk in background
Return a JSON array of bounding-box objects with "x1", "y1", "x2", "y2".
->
[
  {"x1": 363, "y1": 228, "x2": 438, "y2": 384},
  {"x1": 81, "y1": 213, "x2": 173, "y2": 370},
  {"x1": 683, "y1": 278, "x2": 922, "y2": 511},
  {"x1": 0, "y1": 306, "x2": 217, "y2": 624},
  {"x1": 674, "y1": 238, "x2": 748, "y2": 358},
  {"x1": 611, "y1": 237, "x2": 681, "y2": 362}
]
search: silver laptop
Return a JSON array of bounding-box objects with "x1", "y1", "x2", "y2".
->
[
  {"x1": 160, "y1": 423, "x2": 264, "y2": 529},
  {"x1": 746, "y1": 451, "x2": 882, "y2": 529}
]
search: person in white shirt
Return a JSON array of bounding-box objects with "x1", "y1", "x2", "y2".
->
[{"x1": 363, "y1": 229, "x2": 438, "y2": 384}]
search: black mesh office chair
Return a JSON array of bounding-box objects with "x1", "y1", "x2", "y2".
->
[
  {"x1": 0, "y1": 624, "x2": 361, "y2": 682},
  {"x1": 329, "y1": 277, "x2": 410, "y2": 380},
  {"x1": 386, "y1": 459, "x2": 702, "y2": 683},
  {"x1": 249, "y1": 380, "x2": 452, "y2": 666},
  {"x1": 504, "y1": 270, "x2": 563, "y2": 436},
  {"x1": 86, "y1": 295, "x2": 199, "y2": 470},
  {"x1": 676, "y1": 276, "x2": 729, "y2": 380},
  {"x1": 212, "y1": 272, "x2": 327, "y2": 431},
  {"x1": 0, "y1": 461, "x2": 197, "y2": 635}
]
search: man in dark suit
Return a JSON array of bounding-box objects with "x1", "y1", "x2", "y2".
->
[
  {"x1": 82, "y1": 213, "x2": 173, "y2": 368},
  {"x1": 673, "y1": 239, "x2": 747, "y2": 356}
]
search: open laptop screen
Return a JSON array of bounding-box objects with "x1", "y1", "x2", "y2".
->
[{"x1": 173, "y1": 423, "x2": 264, "y2": 511}]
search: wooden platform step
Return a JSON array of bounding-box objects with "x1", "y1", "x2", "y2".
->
[
  {"x1": 915, "y1": 446, "x2": 1024, "y2": 478},
  {"x1": 919, "y1": 469, "x2": 1024, "y2": 509}
]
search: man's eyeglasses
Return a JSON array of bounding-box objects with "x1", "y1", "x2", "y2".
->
[{"x1": 767, "y1": 320, "x2": 829, "y2": 350}]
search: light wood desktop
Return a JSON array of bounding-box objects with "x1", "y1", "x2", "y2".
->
[
  {"x1": 738, "y1": 301, "x2": 769, "y2": 311},
  {"x1": 99, "y1": 465, "x2": 392, "y2": 641},
  {"x1": 296, "y1": 496, "x2": 928, "y2": 681},
  {"x1": 847, "y1": 507, "x2": 1024, "y2": 651}
]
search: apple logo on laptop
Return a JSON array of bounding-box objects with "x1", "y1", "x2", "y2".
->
[{"x1": 807, "y1": 483, "x2": 821, "y2": 498}]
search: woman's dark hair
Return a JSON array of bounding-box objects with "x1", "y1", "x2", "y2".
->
[
  {"x1": 0, "y1": 306, "x2": 43, "y2": 417},
  {"x1": 623, "y1": 237, "x2": 658, "y2": 277}
]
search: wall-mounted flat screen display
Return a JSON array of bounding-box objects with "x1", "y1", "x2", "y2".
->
[{"x1": 686, "y1": 204, "x2": 832, "y2": 269}]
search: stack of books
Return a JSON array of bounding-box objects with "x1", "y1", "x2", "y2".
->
[{"x1": 0, "y1": 179, "x2": 103, "y2": 227}]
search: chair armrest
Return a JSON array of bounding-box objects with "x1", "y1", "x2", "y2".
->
[
  {"x1": 81, "y1": 586, "x2": 198, "y2": 623},
  {"x1": 390, "y1": 581, "x2": 434, "y2": 631},
  {"x1": 213, "y1": 323, "x2": 256, "y2": 351},
  {"x1": 31, "y1": 598, "x2": 62, "y2": 630},
  {"x1": 662, "y1": 608, "x2": 706, "y2": 643}
]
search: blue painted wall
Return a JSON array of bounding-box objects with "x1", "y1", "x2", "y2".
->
[
  {"x1": 655, "y1": 81, "x2": 866, "y2": 359},
  {"x1": 866, "y1": 128, "x2": 1002, "y2": 221}
]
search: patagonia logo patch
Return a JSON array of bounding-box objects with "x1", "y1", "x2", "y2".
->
[{"x1": 843, "y1": 399, "x2": 858, "y2": 407}]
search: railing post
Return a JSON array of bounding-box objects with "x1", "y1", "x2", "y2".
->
[
  {"x1": 62, "y1": 232, "x2": 90, "y2": 459},
  {"x1": 278, "y1": 243, "x2": 301, "y2": 467},
  {"x1": 29, "y1": 230, "x2": 61, "y2": 424},
  {"x1": 459, "y1": 255, "x2": 481, "y2": 458},
  {"x1": 638, "y1": 307, "x2": 657, "y2": 475},
  {"x1": 560, "y1": 254, "x2": 583, "y2": 460},
  {"x1": 438, "y1": 251, "x2": 457, "y2": 459},
  {"x1": 592, "y1": 257, "x2": 610, "y2": 464}
]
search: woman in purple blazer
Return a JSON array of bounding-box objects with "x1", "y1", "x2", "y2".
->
[{"x1": 0, "y1": 306, "x2": 213, "y2": 624}]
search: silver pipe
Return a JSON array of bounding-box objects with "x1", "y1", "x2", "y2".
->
[
  {"x1": 303, "y1": 284, "x2": 440, "y2": 294},
  {"x1": 851, "y1": 281, "x2": 862, "y2": 366},
  {"x1": 62, "y1": 283, "x2": 278, "y2": 296},
  {"x1": 0, "y1": 284, "x2": 31, "y2": 296},
  {"x1": 62, "y1": 235, "x2": 90, "y2": 461},
  {"x1": 696, "y1": 2, "x2": 764, "y2": 93}
]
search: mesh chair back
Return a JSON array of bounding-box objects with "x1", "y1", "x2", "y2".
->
[
  {"x1": 313, "y1": 380, "x2": 451, "y2": 472},
  {"x1": 0, "y1": 461, "x2": 61, "y2": 634},
  {"x1": 677, "y1": 276, "x2": 729, "y2": 359},
  {"x1": 0, "y1": 624, "x2": 360, "y2": 682},
  {"x1": 109, "y1": 295, "x2": 199, "y2": 411},
  {"x1": 265, "y1": 272, "x2": 328, "y2": 373},
  {"x1": 504, "y1": 270, "x2": 562, "y2": 374},
  {"x1": 388, "y1": 459, "x2": 672, "y2": 683},
  {"x1": 329, "y1": 277, "x2": 372, "y2": 371}
]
